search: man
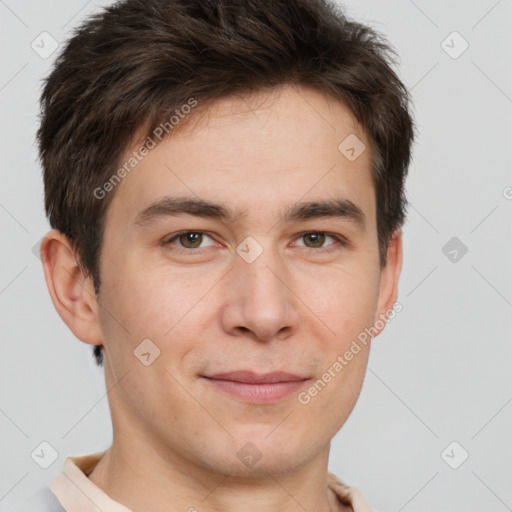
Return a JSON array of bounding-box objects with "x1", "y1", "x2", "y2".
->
[{"x1": 19, "y1": 0, "x2": 414, "y2": 510}]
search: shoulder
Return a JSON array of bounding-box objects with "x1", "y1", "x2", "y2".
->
[{"x1": 11, "y1": 485, "x2": 65, "y2": 512}]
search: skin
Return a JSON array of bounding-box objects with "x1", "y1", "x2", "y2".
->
[{"x1": 41, "y1": 83, "x2": 402, "y2": 512}]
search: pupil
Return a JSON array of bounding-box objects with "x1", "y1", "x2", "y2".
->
[
  {"x1": 307, "y1": 233, "x2": 324, "y2": 247},
  {"x1": 181, "y1": 232, "x2": 201, "y2": 247}
]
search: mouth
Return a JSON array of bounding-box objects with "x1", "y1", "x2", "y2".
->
[{"x1": 201, "y1": 371, "x2": 310, "y2": 404}]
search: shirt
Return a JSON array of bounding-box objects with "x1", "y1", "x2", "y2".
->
[{"x1": 15, "y1": 450, "x2": 377, "y2": 512}]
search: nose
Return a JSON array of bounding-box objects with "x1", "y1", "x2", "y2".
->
[{"x1": 220, "y1": 243, "x2": 301, "y2": 343}]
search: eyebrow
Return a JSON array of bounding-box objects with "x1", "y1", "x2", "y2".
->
[{"x1": 134, "y1": 196, "x2": 366, "y2": 230}]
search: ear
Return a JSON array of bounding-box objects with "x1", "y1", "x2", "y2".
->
[
  {"x1": 40, "y1": 230, "x2": 103, "y2": 346},
  {"x1": 371, "y1": 229, "x2": 403, "y2": 337}
]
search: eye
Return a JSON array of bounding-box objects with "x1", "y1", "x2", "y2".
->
[
  {"x1": 162, "y1": 230, "x2": 348, "y2": 254},
  {"x1": 163, "y1": 231, "x2": 217, "y2": 250},
  {"x1": 294, "y1": 231, "x2": 347, "y2": 252}
]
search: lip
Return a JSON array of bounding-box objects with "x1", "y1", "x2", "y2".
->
[
  {"x1": 205, "y1": 371, "x2": 307, "y2": 383},
  {"x1": 201, "y1": 371, "x2": 309, "y2": 404}
]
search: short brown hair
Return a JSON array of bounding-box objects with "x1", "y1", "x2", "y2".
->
[{"x1": 37, "y1": 0, "x2": 415, "y2": 367}]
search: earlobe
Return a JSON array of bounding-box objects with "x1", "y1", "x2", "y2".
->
[
  {"x1": 372, "y1": 229, "x2": 403, "y2": 338},
  {"x1": 40, "y1": 230, "x2": 103, "y2": 346}
]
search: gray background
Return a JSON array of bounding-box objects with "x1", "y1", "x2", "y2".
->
[{"x1": 1, "y1": 0, "x2": 511, "y2": 511}]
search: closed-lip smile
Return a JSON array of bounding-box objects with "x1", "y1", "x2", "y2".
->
[{"x1": 202, "y1": 371, "x2": 309, "y2": 403}]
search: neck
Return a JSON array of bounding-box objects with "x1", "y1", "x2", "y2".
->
[{"x1": 87, "y1": 438, "x2": 345, "y2": 512}]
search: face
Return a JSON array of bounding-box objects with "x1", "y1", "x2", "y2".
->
[{"x1": 64, "y1": 84, "x2": 401, "y2": 476}]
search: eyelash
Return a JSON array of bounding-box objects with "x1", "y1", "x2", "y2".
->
[{"x1": 162, "y1": 230, "x2": 348, "y2": 254}]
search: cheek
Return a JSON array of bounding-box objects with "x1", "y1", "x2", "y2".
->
[
  {"x1": 109, "y1": 354, "x2": 218, "y2": 445},
  {"x1": 101, "y1": 254, "x2": 200, "y2": 336},
  {"x1": 301, "y1": 339, "x2": 370, "y2": 432},
  {"x1": 295, "y1": 264, "x2": 380, "y2": 341},
  {"x1": 98, "y1": 256, "x2": 221, "y2": 386},
  {"x1": 293, "y1": 263, "x2": 378, "y2": 413}
]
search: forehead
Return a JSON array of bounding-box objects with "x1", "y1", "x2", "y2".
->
[{"x1": 107, "y1": 84, "x2": 375, "y2": 229}]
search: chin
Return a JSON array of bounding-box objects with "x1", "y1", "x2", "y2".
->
[
  {"x1": 201, "y1": 450, "x2": 313, "y2": 479},
  {"x1": 201, "y1": 430, "x2": 323, "y2": 478}
]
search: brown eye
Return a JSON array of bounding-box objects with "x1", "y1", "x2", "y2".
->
[
  {"x1": 302, "y1": 232, "x2": 326, "y2": 248},
  {"x1": 294, "y1": 232, "x2": 347, "y2": 252},
  {"x1": 163, "y1": 231, "x2": 217, "y2": 251},
  {"x1": 178, "y1": 232, "x2": 203, "y2": 248}
]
